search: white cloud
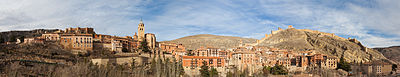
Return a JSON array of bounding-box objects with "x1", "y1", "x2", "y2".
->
[{"x1": 0, "y1": 0, "x2": 148, "y2": 35}]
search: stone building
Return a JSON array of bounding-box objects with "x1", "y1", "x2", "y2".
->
[
  {"x1": 138, "y1": 19, "x2": 145, "y2": 41},
  {"x1": 135, "y1": 19, "x2": 157, "y2": 50},
  {"x1": 294, "y1": 56, "x2": 308, "y2": 67},
  {"x1": 357, "y1": 61, "x2": 393, "y2": 76},
  {"x1": 159, "y1": 42, "x2": 186, "y2": 54},
  {"x1": 306, "y1": 54, "x2": 338, "y2": 69},
  {"x1": 59, "y1": 34, "x2": 93, "y2": 51},
  {"x1": 64, "y1": 27, "x2": 95, "y2": 34},
  {"x1": 308, "y1": 54, "x2": 326, "y2": 67},
  {"x1": 145, "y1": 33, "x2": 156, "y2": 49},
  {"x1": 181, "y1": 56, "x2": 225, "y2": 69},
  {"x1": 230, "y1": 51, "x2": 261, "y2": 75},
  {"x1": 195, "y1": 46, "x2": 221, "y2": 57},
  {"x1": 42, "y1": 33, "x2": 61, "y2": 41},
  {"x1": 24, "y1": 37, "x2": 45, "y2": 44},
  {"x1": 321, "y1": 56, "x2": 338, "y2": 69},
  {"x1": 93, "y1": 34, "x2": 138, "y2": 53},
  {"x1": 93, "y1": 34, "x2": 113, "y2": 49},
  {"x1": 195, "y1": 47, "x2": 208, "y2": 56}
]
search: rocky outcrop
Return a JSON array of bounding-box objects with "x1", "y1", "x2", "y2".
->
[
  {"x1": 374, "y1": 46, "x2": 400, "y2": 64},
  {"x1": 257, "y1": 28, "x2": 387, "y2": 62},
  {"x1": 161, "y1": 34, "x2": 257, "y2": 50}
]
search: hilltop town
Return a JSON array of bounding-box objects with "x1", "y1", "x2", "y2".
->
[{"x1": 0, "y1": 20, "x2": 398, "y2": 77}]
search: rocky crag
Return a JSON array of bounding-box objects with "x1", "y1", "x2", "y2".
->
[{"x1": 256, "y1": 26, "x2": 387, "y2": 62}]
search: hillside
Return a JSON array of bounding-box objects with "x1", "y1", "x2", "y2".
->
[
  {"x1": 162, "y1": 34, "x2": 257, "y2": 50},
  {"x1": 374, "y1": 46, "x2": 400, "y2": 64},
  {"x1": 257, "y1": 28, "x2": 388, "y2": 62},
  {"x1": 0, "y1": 29, "x2": 59, "y2": 43}
]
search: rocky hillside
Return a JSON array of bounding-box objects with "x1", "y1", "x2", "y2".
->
[
  {"x1": 0, "y1": 43, "x2": 78, "y2": 64},
  {"x1": 257, "y1": 28, "x2": 387, "y2": 62},
  {"x1": 162, "y1": 34, "x2": 257, "y2": 50},
  {"x1": 374, "y1": 46, "x2": 400, "y2": 64},
  {"x1": 0, "y1": 29, "x2": 59, "y2": 43}
]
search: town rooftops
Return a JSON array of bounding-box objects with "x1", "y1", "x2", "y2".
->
[{"x1": 182, "y1": 56, "x2": 222, "y2": 59}]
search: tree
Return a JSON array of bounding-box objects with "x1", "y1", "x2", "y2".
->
[
  {"x1": 271, "y1": 65, "x2": 288, "y2": 75},
  {"x1": 122, "y1": 47, "x2": 129, "y2": 52},
  {"x1": 199, "y1": 61, "x2": 209, "y2": 77},
  {"x1": 209, "y1": 67, "x2": 218, "y2": 77},
  {"x1": 140, "y1": 39, "x2": 150, "y2": 53},
  {"x1": 263, "y1": 66, "x2": 271, "y2": 76},
  {"x1": 178, "y1": 61, "x2": 185, "y2": 76},
  {"x1": 337, "y1": 55, "x2": 352, "y2": 72},
  {"x1": 392, "y1": 64, "x2": 397, "y2": 71},
  {"x1": 150, "y1": 58, "x2": 157, "y2": 74},
  {"x1": 187, "y1": 50, "x2": 194, "y2": 56},
  {"x1": 131, "y1": 58, "x2": 136, "y2": 69},
  {"x1": 0, "y1": 37, "x2": 4, "y2": 43},
  {"x1": 263, "y1": 65, "x2": 288, "y2": 75},
  {"x1": 227, "y1": 71, "x2": 234, "y2": 77}
]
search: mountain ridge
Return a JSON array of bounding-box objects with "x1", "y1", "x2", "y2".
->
[{"x1": 161, "y1": 34, "x2": 257, "y2": 50}]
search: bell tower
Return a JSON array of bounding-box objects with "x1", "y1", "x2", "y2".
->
[{"x1": 138, "y1": 18, "x2": 145, "y2": 41}]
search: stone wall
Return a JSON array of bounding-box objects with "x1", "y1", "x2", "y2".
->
[{"x1": 91, "y1": 56, "x2": 148, "y2": 66}]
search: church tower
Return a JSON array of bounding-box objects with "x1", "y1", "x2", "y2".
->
[{"x1": 138, "y1": 19, "x2": 145, "y2": 41}]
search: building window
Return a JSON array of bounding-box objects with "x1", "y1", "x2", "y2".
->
[{"x1": 209, "y1": 59, "x2": 213, "y2": 64}]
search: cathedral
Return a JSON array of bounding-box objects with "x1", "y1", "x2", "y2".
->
[{"x1": 134, "y1": 19, "x2": 156, "y2": 49}]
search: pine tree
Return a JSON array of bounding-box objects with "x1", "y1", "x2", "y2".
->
[
  {"x1": 178, "y1": 61, "x2": 185, "y2": 76},
  {"x1": 337, "y1": 55, "x2": 351, "y2": 72},
  {"x1": 199, "y1": 61, "x2": 209, "y2": 77},
  {"x1": 140, "y1": 39, "x2": 150, "y2": 53},
  {"x1": 209, "y1": 67, "x2": 218, "y2": 77}
]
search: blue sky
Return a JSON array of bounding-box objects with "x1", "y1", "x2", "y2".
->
[{"x1": 0, "y1": 0, "x2": 399, "y2": 47}]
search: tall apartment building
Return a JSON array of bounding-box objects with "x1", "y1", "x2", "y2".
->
[
  {"x1": 60, "y1": 34, "x2": 93, "y2": 51},
  {"x1": 181, "y1": 56, "x2": 225, "y2": 69}
]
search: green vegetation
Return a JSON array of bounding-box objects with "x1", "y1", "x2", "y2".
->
[
  {"x1": 392, "y1": 64, "x2": 397, "y2": 71},
  {"x1": 337, "y1": 56, "x2": 352, "y2": 72},
  {"x1": 187, "y1": 50, "x2": 195, "y2": 56},
  {"x1": 122, "y1": 47, "x2": 129, "y2": 52},
  {"x1": 140, "y1": 39, "x2": 150, "y2": 53},
  {"x1": 200, "y1": 61, "x2": 210, "y2": 77},
  {"x1": 263, "y1": 65, "x2": 288, "y2": 75},
  {"x1": 210, "y1": 67, "x2": 218, "y2": 77},
  {"x1": 199, "y1": 61, "x2": 218, "y2": 77},
  {"x1": 0, "y1": 37, "x2": 4, "y2": 43}
]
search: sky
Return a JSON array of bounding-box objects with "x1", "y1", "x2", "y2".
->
[{"x1": 0, "y1": 0, "x2": 399, "y2": 48}]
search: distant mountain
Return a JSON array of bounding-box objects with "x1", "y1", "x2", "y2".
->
[
  {"x1": 374, "y1": 46, "x2": 400, "y2": 64},
  {"x1": 256, "y1": 28, "x2": 388, "y2": 62},
  {"x1": 0, "y1": 29, "x2": 59, "y2": 43},
  {"x1": 161, "y1": 34, "x2": 257, "y2": 50}
]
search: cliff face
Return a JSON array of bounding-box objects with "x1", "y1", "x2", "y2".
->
[
  {"x1": 0, "y1": 29, "x2": 59, "y2": 43},
  {"x1": 161, "y1": 34, "x2": 257, "y2": 50},
  {"x1": 374, "y1": 46, "x2": 400, "y2": 64},
  {"x1": 257, "y1": 28, "x2": 387, "y2": 62}
]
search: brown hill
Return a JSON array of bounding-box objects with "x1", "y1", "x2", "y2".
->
[
  {"x1": 257, "y1": 28, "x2": 388, "y2": 62},
  {"x1": 374, "y1": 46, "x2": 400, "y2": 64},
  {"x1": 161, "y1": 34, "x2": 257, "y2": 50},
  {"x1": 0, "y1": 29, "x2": 59, "y2": 43}
]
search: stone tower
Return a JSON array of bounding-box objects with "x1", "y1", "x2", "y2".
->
[{"x1": 138, "y1": 19, "x2": 145, "y2": 41}]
